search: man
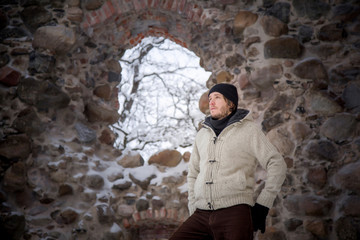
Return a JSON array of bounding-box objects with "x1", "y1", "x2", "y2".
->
[{"x1": 170, "y1": 83, "x2": 287, "y2": 240}]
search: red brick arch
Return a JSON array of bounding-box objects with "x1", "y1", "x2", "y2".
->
[{"x1": 80, "y1": 0, "x2": 205, "y2": 48}]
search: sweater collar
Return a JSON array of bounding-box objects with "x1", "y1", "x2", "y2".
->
[{"x1": 204, "y1": 109, "x2": 250, "y2": 135}]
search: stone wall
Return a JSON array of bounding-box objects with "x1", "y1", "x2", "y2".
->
[{"x1": 0, "y1": 0, "x2": 359, "y2": 239}]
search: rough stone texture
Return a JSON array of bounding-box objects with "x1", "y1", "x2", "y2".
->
[
  {"x1": 233, "y1": 11, "x2": 258, "y2": 35},
  {"x1": 264, "y1": 37, "x2": 302, "y2": 59},
  {"x1": 216, "y1": 71, "x2": 233, "y2": 83},
  {"x1": 118, "y1": 153, "x2": 144, "y2": 168},
  {"x1": 341, "y1": 196, "x2": 360, "y2": 217},
  {"x1": 75, "y1": 122, "x2": 97, "y2": 143},
  {"x1": 267, "y1": 127, "x2": 295, "y2": 156},
  {"x1": 199, "y1": 91, "x2": 210, "y2": 114},
  {"x1": 293, "y1": 57, "x2": 328, "y2": 82},
  {"x1": 320, "y1": 114, "x2": 357, "y2": 143},
  {"x1": 250, "y1": 64, "x2": 283, "y2": 90},
  {"x1": 0, "y1": 0, "x2": 359, "y2": 239},
  {"x1": 67, "y1": 7, "x2": 83, "y2": 22},
  {"x1": 342, "y1": 83, "x2": 360, "y2": 112},
  {"x1": 85, "y1": 101, "x2": 120, "y2": 124},
  {"x1": 0, "y1": 134, "x2": 31, "y2": 160},
  {"x1": 32, "y1": 25, "x2": 76, "y2": 54},
  {"x1": 336, "y1": 161, "x2": 360, "y2": 194},
  {"x1": 305, "y1": 140, "x2": 338, "y2": 162},
  {"x1": 260, "y1": 15, "x2": 288, "y2": 37},
  {"x1": 284, "y1": 194, "x2": 333, "y2": 217},
  {"x1": 292, "y1": 0, "x2": 331, "y2": 20},
  {"x1": 148, "y1": 149, "x2": 182, "y2": 167},
  {"x1": 307, "y1": 167, "x2": 327, "y2": 188},
  {"x1": 306, "y1": 91, "x2": 342, "y2": 116},
  {"x1": 0, "y1": 66, "x2": 21, "y2": 86},
  {"x1": 318, "y1": 23, "x2": 346, "y2": 42}
]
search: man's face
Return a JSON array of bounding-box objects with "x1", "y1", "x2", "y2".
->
[{"x1": 209, "y1": 92, "x2": 232, "y2": 120}]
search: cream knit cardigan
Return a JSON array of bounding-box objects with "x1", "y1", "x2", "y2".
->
[{"x1": 187, "y1": 111, "x2": 287, "y2": 215}]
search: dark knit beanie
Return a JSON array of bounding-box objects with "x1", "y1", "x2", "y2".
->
[{"x1": 208, "y1": 83, "x2": 238, "y2": 109}]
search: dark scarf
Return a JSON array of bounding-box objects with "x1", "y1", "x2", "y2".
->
[{"x1": 209, "y1": 111, "x2": 235, "y2": 136}]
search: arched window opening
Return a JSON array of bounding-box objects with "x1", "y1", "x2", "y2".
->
[{"x1": 111, "y1": 37, "x2": 211, "y2": 160}]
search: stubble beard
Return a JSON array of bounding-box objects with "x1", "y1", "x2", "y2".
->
[{"x1": 211, "y1": 105, "x2": 231, "y2": 120}]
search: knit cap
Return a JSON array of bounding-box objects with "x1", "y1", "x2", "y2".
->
[{"x1": 208, "y1": 83, "x2": 238, "y2": 109}]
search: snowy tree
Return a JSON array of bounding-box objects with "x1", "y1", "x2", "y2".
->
[{"x1": 111, "y1": 37, "x2": 211, "y2": 160}]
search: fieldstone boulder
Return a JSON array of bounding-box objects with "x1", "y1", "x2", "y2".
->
[
  {"x1": 266, "y1": 2, "x2": 291, "y2": 23},
  {"x1": 67, "y1": 7, "x2": 83, "y2": 22},
  {"x1": 335, "y1": 217, "x2": 358, "y2": 240},
  {"x1": 0, "y1": 134, "x2": 31, "y2": 160},
  {"x1": 3, "y1": 162, "x2": 27, "y2": 192},
  {"x1": 86, "y1": 174, "x2": 104, "y2": 189},
  {"x1": 260, "y1": 15, "x2": 288, "y2": 37},
  {"x1": 136, "y1": 198, "x2": 149, "y2": 212},
  {"x1": 264, "y1": 37, "x2": 302, "y2": 59},
  {"x1": 293, "y1": 57, "x2": 328, "y2": 83},
  {"x1": 341, "y1": 196, "x2": 360, "y2": 217},
  {"x1": 183, "y1": 151, "x2": 191, "y2": 162},
  {"x1": 28, "y1": 51, "x2": 56, "y2": 74},
  {"x1": 117, "y1": 204, "x2": 134, "y2": 217},
  {"x1": 284, "y1": 194, "x2": 333, "y2": 216},
  {"x1": 233, "y1": 11, "x2": 258, "y2": 35},
  {"x1": 342, "y1": 83, "x2": 360, "y2": 112},
  {"x1": 35, "y1": 82, "x2": 70, "y2": 111},
  {"x1": 284, "y1": 218, "x2": 303, "y2": 231},
  {"x1": 304, "y1": 140, "x2": 338, "y2": 162},
  {"x1": 335, "y1": 161, "x2": 360, "y2": 193},
  {"x1": 216, "y1": 71, "x2": 233, "y2": 83},
  {"x1": 148, "y1": 149, "x2": 182, "y2": 167},
  {"x1": 306, "y1": 91, "x2": 342, "y2": 115},
  {"x1": 58, "y1": 184, "x2": 73, "y2": 196},
  {"x1": 97, "y1": 204, "x2": 114, "y2": 224},
  {"x1": 98, "y1": 127, "x2": 116, "y2": 145},
  {"x1": 117, "y1": 152, "x2": 144, "y2": 168},
  {"x1": 59, "y1": 208, "x2": 78, "y2": 224},
  {"x1": 307, "y1": 167, "x2": 327, "y2": 188},
  {"x1": 93, "y1": 84, "x2": 111, "y2": 101},
  {"x1": 250, "y1": 64, "x2": 283, "y2": 90},
  {"x1": 20, "y1": 5, "x2": 52, "y2": 32},
  {"x1": 329, "y1": 64, "x2": 360, "y2": 84},
  {"x1": 0, "y1": 66, "x2": 21, "y2": 87},
  {"x1": 84, "y1": 101, "x2": 120, "y2": 124},
  {"x1": 304, "y1": 219, "x2": 328, "y2": 239},
  {"x1": 33, "y1": 25, "x2": 76, "y2": 54},
  {"x1": 75, "y1": 122, "x2": 97, "y2": 143},
  {"x1": 320, "y1": 114, "x2": 357, "y2": 143},
  {"x1": 292, "y1": 0, "x2": 330, "y2": 20},
  {"x1": 199, "y1": 91, "x2": 209, "y2": 114},
  {"x1": 112, "y1": 179, "x2": 132, "y2": 191},
  {"x1": 84, "y1": 0, "x2": 104, "y2": 10},
  {"x1": 318, "y1": 23, "x2": 346, "y2": 42},
  {"x1": 262, "y1": 113, "x2": 284, "y2": 133},
  {"x1": 290, "y1": 122, "x2": 312, "y2": 141},
  {"x1": 12, "y1": 107, "x2": 46, "y2": 136},
  {"x1": 225, "y1": 53, "x2": 245, "y2": 68},
  {"x1": 267, "y1": 127, "x2": 295, "y2": 156},
  {"x1": 297, "y1": 25, "x2": 313, "y2": 43}
]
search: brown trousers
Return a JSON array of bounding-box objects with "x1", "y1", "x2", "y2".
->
[{"x1": 169, "y1": 204, "x2": 253, "y2": 240}]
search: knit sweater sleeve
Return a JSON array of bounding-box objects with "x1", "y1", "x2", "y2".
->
[
  {"x1": 249, "y1": 123, "x2": 287, "y2": 209},
  {"x1": 187, "y1": 138, "x2": 200, "y2": 216}
]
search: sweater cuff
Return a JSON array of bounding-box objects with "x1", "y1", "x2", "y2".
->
[{"x1": 256, "y1": 191, "x2": 276, "y2": 209}]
